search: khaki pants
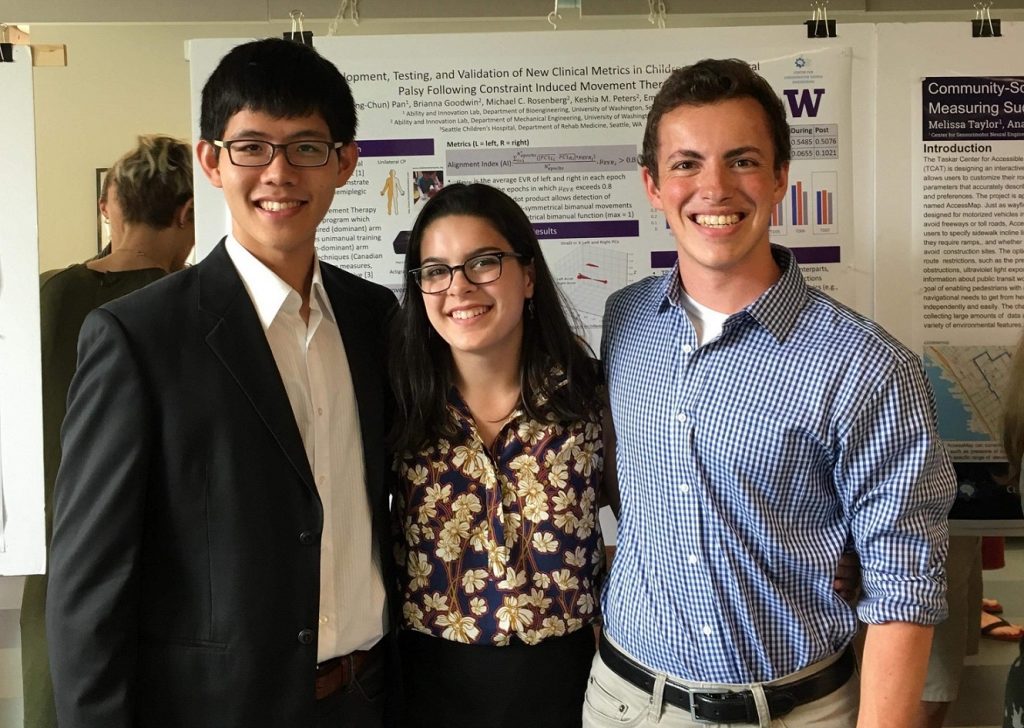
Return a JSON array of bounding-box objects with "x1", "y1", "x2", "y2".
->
[{"x1": 582, "y1": 638, "x2": 859, "y2": 728}]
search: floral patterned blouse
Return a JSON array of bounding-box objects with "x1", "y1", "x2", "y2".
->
[{"x1": 394, "y1": 388, "x2": 604, "y2": 646}]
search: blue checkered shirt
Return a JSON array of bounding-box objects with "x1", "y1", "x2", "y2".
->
[{"x1": 601, "y1": 245, "x2": 956, "y2": 683}]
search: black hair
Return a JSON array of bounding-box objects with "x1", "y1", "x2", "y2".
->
[
  {"x1": 200, "y1": 38, "x2": 356, "y2": 144},
  {"x1": 640, "y1": 58, "x2": 791, "y2": 179},
  {"x1": 390, "y1": 183, "x2": 601, "y2": 453}
]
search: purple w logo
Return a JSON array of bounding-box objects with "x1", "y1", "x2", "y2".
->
[{"x1": 782, "y1": 88, "x2": 826, "y2": 118}]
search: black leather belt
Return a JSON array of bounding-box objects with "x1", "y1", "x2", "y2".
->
[{"x1": 598, "y1": 634, "x2": 854, "y2": 723}]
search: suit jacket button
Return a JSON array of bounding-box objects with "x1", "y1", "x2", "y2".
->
[
  {"x1": 299, "y1": 530, "x2": 316, "y2": 545},
  {"x1": 297, "y1": 629, "x2": 314, "y2": 645}
]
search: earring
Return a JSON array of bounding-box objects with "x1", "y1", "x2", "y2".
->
[{"x1": 527, "y1": 299, "x2": 535, "y2": 318}]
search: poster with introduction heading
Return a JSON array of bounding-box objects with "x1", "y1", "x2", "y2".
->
[
  {"x1": 914, "y1": 76, "x2": 1024, "y2": 463},
  {"x1": 191, "y1": 30, "x2": 858, "y2": 348},
  {"x1": 876, "y1": 24, "x2": 1024, "y2": 533}
]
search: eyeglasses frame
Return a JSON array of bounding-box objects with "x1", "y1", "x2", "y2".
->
[
  {"x1": 212, "y1": 138, "x2": 346, "y2": 168},
  {"x1": 409, "y1": 251, "x2": 528, "y2": 294}
]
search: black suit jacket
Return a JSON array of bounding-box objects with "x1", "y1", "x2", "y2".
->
[{"x1": 46, "y1": 241, "x2": 397, "y2": 728}]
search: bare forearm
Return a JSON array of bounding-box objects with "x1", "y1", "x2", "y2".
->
[{"x1": 857, "y1": 621, "x2": 934, "y2": 728}]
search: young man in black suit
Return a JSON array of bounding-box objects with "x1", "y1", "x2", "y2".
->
[{"x1": 47, "y1": 39, "x2": 397, "y2": 728}]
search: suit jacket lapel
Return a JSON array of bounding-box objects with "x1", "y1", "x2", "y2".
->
[{"x1": 197, "y1": 240, "x2": 316, "y2": 491}]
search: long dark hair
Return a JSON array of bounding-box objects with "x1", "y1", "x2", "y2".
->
[{"x1": 390, "y1": 183, "x2": 600, "y2": 452}]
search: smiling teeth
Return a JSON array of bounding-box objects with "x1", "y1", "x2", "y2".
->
[
  {"x1": 695, "y1": 214, "x2": 740, "y2": 227},
  {"x1": 451, "y1": 307, "x2": 487, "y2": 320},
  {"x1": 259, "y1": 200, "x2": 301, "y2": 211}
]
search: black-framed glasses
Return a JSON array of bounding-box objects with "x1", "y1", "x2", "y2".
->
[
  {"x1": 213, "y1": 139, "x2": 344, "y2": 167},
  {"x1": 409, "y1": 252, "x2": 526, "y2": 294}
]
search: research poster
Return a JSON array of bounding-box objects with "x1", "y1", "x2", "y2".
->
[
  {"x1": 316, "y1": 36, "x2": 854, "y2": 346},
  {"x1": 191, "y1": 30, "x2": 858, "y2": 348},
  {"x1": 914, "y1": 75, "x2": 1024, "y2": 463}
]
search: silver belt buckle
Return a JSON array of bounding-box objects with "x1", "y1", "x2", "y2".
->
[
  {"x1": 688, "y1": 688, "x2": 733, "y2": 724},
  {"x1": 688, "y1": 688, "x2": 753, "y2": 724},
  {"x1": 688, "y1": 691, "x2": 707, "y2": 723}
]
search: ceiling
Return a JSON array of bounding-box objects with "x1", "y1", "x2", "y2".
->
[{"x1": 6, "y1": 0, "x2": 1024, "y2": 24}]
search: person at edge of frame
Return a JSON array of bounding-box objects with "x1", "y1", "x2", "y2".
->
[
  {"x1": 46, "y1": 38, "x2": 399, "y2": 728},
  {"x1": 21, "y1": 133, "x2": 195, "y2": 728}
]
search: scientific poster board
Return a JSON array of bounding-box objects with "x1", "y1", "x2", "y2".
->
[
  {"x1": 189, "y1": 25, "x2": 1024, "y2": 532},
  {"x1": 0, "y1": 44, "x2": 46, "y2": 575},
  {"x1": 189, "y1": 25, "x2": 878, "y2": 349},
  {"x1": 875, "y1": 22, "x2": 1024, "y2": 534}
]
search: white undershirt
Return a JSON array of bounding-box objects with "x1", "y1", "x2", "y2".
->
[
  {"x1": 680, "y1": 288, "x2": 730, "y2": 347},
  {"x1": 226, "y1": 237, "x2": 386, "y2": 661}
]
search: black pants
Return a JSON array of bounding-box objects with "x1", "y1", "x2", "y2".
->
[{"x1": 399, "y1": 627, "x2": 596, "y2": 728}]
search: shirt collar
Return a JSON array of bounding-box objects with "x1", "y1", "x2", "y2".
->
[
  {"x1": 310, "y1": 268, "x2": 336, "y2": 324},
  {"x1": 657, "y1": 244, "x2": 807, "y2": 343},
  {"x1": 744, "y1": 245, "x2": 807, "y2": 343},
  {"x1": 225, "y1": 235, "x2": 336, "y2": 329}
]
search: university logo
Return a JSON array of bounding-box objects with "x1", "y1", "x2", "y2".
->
[{"x1": 783, "y1": 88, "x2": 825, "y2": 118}]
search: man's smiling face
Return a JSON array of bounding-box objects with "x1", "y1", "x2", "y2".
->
[
  {"x1": 197, "y1": 108, "x2": 356, "y2": 266},
  {"x1": 641, "y1": 97, "x2": 788, "y2": 282}
]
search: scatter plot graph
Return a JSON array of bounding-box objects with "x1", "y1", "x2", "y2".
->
[
  {"x1": 576, "y1": 262, "x2": 609, "y2": 286},
  {"x1": 551, "y1": 247, "x2": 632, "y2": 344}
]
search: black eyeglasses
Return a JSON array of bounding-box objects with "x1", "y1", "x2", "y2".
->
[
  {"x1": 409, "y1": 252, "x2": 526, "y2": 294},
  {"x1": 213, "y1": 139, "x2": 345, "y2": 167}
]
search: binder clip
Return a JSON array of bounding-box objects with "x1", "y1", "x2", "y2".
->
[
  {"x1": 648, "y1": 0, "x2": 667, "y2": 29},
  {"x1": 0, "y1": 24, "x2": 12, "y2": 62},
  {"x1": 971, "y1": 2, "x2": 1001, "y2": 37},
  {"x1": 328, "y1": 0, "x2": 360, "y2": 35},
  {"x1": 805, "y1": 1, "x2": 836, "y2": 38},
  {"x1": 283, "y1": 9, "x2": 313, "y2": 46}
]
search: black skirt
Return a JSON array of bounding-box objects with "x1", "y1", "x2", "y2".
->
[{"x1": 398, "y1": 627, "x2": 596, "y2": 728}]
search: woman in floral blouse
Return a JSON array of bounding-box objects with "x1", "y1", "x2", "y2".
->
[{"x1": 390, "y1": 183, "x2": 606, "y2": 727}]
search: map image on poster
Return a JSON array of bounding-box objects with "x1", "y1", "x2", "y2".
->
[{"x1": 924, "y1": 344, "x2": 1012, "y2": 460}]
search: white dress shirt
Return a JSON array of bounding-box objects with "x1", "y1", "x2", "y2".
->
[{"x1": 226, "y1": 237, "x2": 386, "y2": 661}]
